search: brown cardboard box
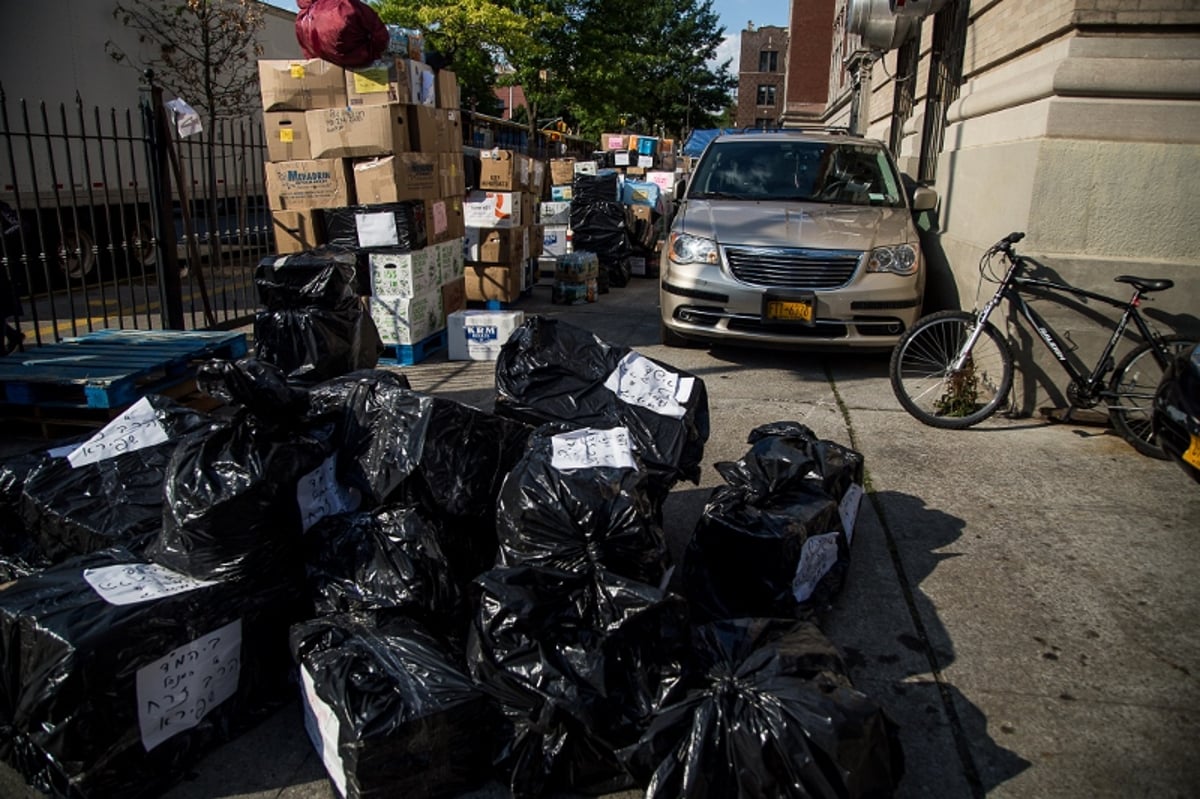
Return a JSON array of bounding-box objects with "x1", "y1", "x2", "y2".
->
[
  {"x1": 438, "y1": 153, "x2": 466, "y2": 198},
  {"x1": 354, "y1": 153, "x2": 439, "y2": 204},
  {"x1": 463, "y1": 191, "x2": 521, "y2": 228},
  {"x1": 439, "y1": 109, "x2": 464, "y2": 153},
  {"x1": 425, "y1": 197, "x2": 465, "y2": 245},
  {"x1": 466, "y1": 228, "x2": 522, "y2": 264},
  {"x1": 270, "y1": 209, "x2": 324, "y2": 253},
  {"x1": 407, "y1": 105, "x2": 440, "y2": 153},
  {"x1": 630, "y1": 204, "x2": 653, "y2": 224},
  {"x1": 441, "y1": 275, "x2": 466, "y2": 316},
  {"x1": 549, "y1": 158, "x2": 575, "y2": 187},
  {"x1": 601, "y1": 132, "x2": 627, "y2": 151},
  {"x1": 345, "y1": 58, "x2": 415, "y2": 107},
  {"x1": 259, "y1": 59, "x2": 346, "y2": 111},
  {"x1": 264, "y1": 112, "x2": 311, "y2": 162},
  {"x1": 529, "y1": 224, "x2": 544, "y2": 258},
  {"x1": 478, "y1": 149, "x2": 521, "y2": 191},
  {"x1": 435, "y1": 69, "x2": 460, "y2": 109},
  {"x1": 265, "y1": 159, "x2": 353, "y2": 211},
  {"x1": 306, "y1": 105, "x2": 410, "y2": 159},
  {"x1": 464, "y1": 264, "x2": 521, "y2": 303}
]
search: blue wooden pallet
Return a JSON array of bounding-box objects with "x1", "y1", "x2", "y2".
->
[
  {"x1": 378, "y1": 329, "x2": 448, "y2": 366},
  {"x1": 0, "y1": 329, "x2": 248, "y2": 410}
]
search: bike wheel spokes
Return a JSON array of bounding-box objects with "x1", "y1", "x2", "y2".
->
[
  {"x1": 890, "y1": 311, "x2": 1014, "y2": 429},
  {"x1": 1109, "y1": 336, "x2": 1198, "y2": 458}
]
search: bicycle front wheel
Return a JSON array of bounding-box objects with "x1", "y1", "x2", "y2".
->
[
  {"x1": 1108, "y1": 335, "x2": 1199, "y2": 459},
  {"x1": 890, "y1": 310, "x2": 1014, "y2": 429}
]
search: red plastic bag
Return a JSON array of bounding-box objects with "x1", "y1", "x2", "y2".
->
[{"x1": 295, "y1": 0, "x2": 388, "y2": 69}]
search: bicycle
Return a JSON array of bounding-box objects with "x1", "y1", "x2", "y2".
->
[{"x1": 889, "y1": 231, "x2": 1197, "y2": 458}]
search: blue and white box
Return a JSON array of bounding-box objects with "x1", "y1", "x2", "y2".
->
[{"x1": 447, "y1": 309, "x2": 526, "y2": 361}]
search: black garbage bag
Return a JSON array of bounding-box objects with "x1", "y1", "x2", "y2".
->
[
  {"x1": 291, "y1": 613, "x2": 505, "y2": 799},
  {"x1": 255, "y1": 250, "x2": 361, "y2": 312},
  {"x1": 304, "y1": 505, "x2": 466, "y2": 638},
  {"x1": 571, "y1": 172, "x2": 620, "y2": 204},
  {"x1": 0, "y1": 547, "x2": 303, "y2": 799},
  {"x1": 196, "y1": 356, "x2": 311, "y2": 419},
  {"x1": 0, "y1": 447, "x2": 62, "y2": 580},
  {"x1": 682, "y1": 422, "x2": 866, "y2": 622},
  {"x1": 319, "y1": 203, "x2": 427, "y2": 253},
  {"x1": 254, "y1": 306, "x2": 383, "y2": 384},
  {"x1": 494, "y1": 316, "x2": 709, "y2": 514},
  {"x1": 569, "y1": 201, "x2": 632, "y2": 289},
  {"x1": 619, "y1": 617, "x2": 904, "y2": 799},
  {"x1": 496, "y1": 424, "x2": 669, "y2": 587},
  {"x1": 467, "y1": 565, "x2": 689, "y2": 798},
  {"x1": 150, "y1": 360, "x2": 343, "y2": 583}
]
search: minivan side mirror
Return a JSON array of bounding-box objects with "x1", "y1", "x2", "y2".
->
[{"x1": 911, "y1": 186, "x2": 937, "y2": 211}]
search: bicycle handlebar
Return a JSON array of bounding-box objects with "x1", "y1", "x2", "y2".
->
[{"x1": 991, "y1": 231, "x2": 1026, "y2": 255}]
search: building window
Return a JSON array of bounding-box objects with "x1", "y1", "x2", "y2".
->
[
  {"x1": 758, "y1": 50, "x2": 778, "y2": 72},
  {"x1": 754, "y1": 117, "x2": 774, "y2": 129},
  {"x1": 756, "y1": 85, "x2": 776, "y2": 106}
]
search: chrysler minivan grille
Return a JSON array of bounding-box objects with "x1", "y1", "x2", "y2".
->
[{"x1": 724, "y1": 246, "x2": 861, "y2": 289}]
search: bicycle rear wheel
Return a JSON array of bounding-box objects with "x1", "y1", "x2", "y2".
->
[
  {"x1": 890, "y1": 310, "x2": 1014, "y2": 429},
  {"x1": 1108, "y1": 335, "x2": 1199, "y2": 458}
]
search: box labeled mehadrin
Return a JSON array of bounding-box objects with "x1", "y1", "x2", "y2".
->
[
  {"x1": 265, "y1": 159, "x2": 353, "y2": 211},
  {"x1": 264, "y1": 111, "x2": 311, "y2": 161},
  {"x1": 306, "y1": 105, "x2": 410, "y2": 159},
  {"x1": 259, "y1": 59, "x2": 346, "y2": 111},
  {"x1": 368, "y1": 248, "x2": 438, "y2": 298},
  {"x1": 370, "y1": 289, "x2": 445, "y2": 345},
  {"x1": 447, "y1": 309, "x2": 526, "y2": 361},
  {"x1": 463, "y1": 191, "x2": 521, "y2": 228},
  {"x1": 354, "y1": 153, "x2": 439, "y2": 204}
]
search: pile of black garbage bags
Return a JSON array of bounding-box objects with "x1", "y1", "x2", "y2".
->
[{"x1": 0, "y1": 315, "x2": 901, "y2": 799}]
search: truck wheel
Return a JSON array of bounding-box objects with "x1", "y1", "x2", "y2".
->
[{"x1": 56, "y1": 228, "x2": 98, "y2": 282}]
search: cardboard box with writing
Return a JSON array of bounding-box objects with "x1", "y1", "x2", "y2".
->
[
  {"x1": 538, "y1": 201, "x2": 571, "y2": 226},
  {"x1": 307, "y1": 105, "x2": 410, "y2": 159},
  {"x1": 345, "y1": 58, "x2": 411, "y2": 107},
  {"x1": 463, "y1": 191, "x2": 521, "y2": 229},
  {"x1": 265, "y1": 159, "x2": 353, "y2": 211},
  {"x1": 370, "y1": 289, "x2": 444, "y2": 346},
  {"x1": 478, "y1": 149, "x2": 526, "y2": 191},
  {"x1": 463, "y1": 264, "x2": 521, "y2": 304},
  {"x1": 270, "y1": 209, "x2": 324, "y2": 254},
  {"x1": 264, "y1": 112, "x2": 311, "y2": 162},
  {"x1": 601, "y1": 133, "x2": 627, "y2": 152},
  {"x1": 447, "y1": 309, "x2": 525, "y2": 361},
  {"x1": 368, "y1": 248, "x2": 438, "y2": 298},
  {"x1": 259, "y1": 59, "x2": 346, "y2": 111},
  {"x1": 354, "y1": 153, "x2": 439, "y2": 204},
  {"x1": 549, "y1": 158, "x2": 575, "y2": 187},
  {"x1": 542, "y1": 225, "x2": 568, "y2": 257}
]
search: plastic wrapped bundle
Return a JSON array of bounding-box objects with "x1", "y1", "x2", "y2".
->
[
  {"x1": 619, "y1": 618, "x2": 904, "y2": 799},
  {"x1": 681, "y1": 422, "x2": 866, "y2": 621},
  {"x1": 291, "y1": 614, "x2": 504, "y2": 799},
  {"x1": 495, "y1": 425, "x2": 670, "y2": 588},
  {"x1": 304, "y1": 505, "x2": 466, "y2": 637},
  {"x1": 568, "y1": 201, "x2": 632, "y2": 289},
  {"x1": 494, "y1": 316, "x2": 710, "y2": 513},
  {"x1": 295, "y1": 0, "x2": 388, "y2": 68},
  {"x1": 254, "y1": 305, "x2": 384, "y2": 385},
  {"x1": 255, "y1": 250, "x2": 362, "y2": 311},
  {"x1": 571, "y1": 172, "x2": 620, "y2": 204},
  {"x1": 0, "y1": 548, "x2": 302, "y2": 799},
  {"x1": 467, "y1": 565, "x2": 689, "y2": 798},
  {"x1": 319, "y1": 203, "x2": 427, "y2": 253}
]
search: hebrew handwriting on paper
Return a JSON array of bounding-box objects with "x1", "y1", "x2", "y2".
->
[
  {"x1": 83, "y1": 563, "x2": 216, "y2": 606},
  {"x1": 137, "y1": 619, "x2": 242, "y2": 751},
  {"x1": 550, "y1": 427, "x2": 636, "y2": 471},
  {"x1": 603, "y1": 352, "x2": 693, "y2": 419},
  {"x1": 67, "y1": 397, "x2": 170, "y2": 468}
]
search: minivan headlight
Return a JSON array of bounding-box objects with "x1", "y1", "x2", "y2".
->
[
  {"x1": 866, "y1": 243, "x2": 918, "y2": 276},
  {"x1": 669, "y1": 232, "x2": 720, "y2": 266}
]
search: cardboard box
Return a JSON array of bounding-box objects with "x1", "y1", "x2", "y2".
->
[
  {"x1": 465, "y1": 227, "x2": 522, "y2": 264},
  {"x1": 478, "y1": 149, "x2": 529, "y2": 191},
  {"x1": 370, "y1": 289, "x2": 444, "y2": 345},
  {"x1": 367, "y1": 248, "x2": 438, "y2": 298},
  {"x1": 431, "y1": 236, "x2": 464, "y2": 278},
  {"x1": 647, "y1": 170, "x2": 677, "y2": 197},
  {"x1": 542, "y1": 225, "x2": 569, "y2": 257},
  {"x1": 409, "y1": 60, "x2": 436, "y2": 106},
  {"x1": 306, "y1": 105, "x2": 410, "y2": 159},
  {"x1": 549, "y1": 158, "x2": 575, "y2": 186},
  {"x1": 265, "y1": 158, "x2": 353, "y2": 211},
  {"x1": 435, "y1": 69, "x2": 460, "y2": 109},
  {"x1": 463, "y1": 264, "x2": 521, "y2": 303},
  {"x1": 407, "y1": 105, "x2": 440, "y2": 154},
  {"x1": 353, "y1": 153, "x2": 439, "y2": 204},
  {"x1": 573, "y1": 160, "x2": 598, "y2": 176},
  {"x1": 441, "y1": 275, "x2": 466, "y2": 317},
  {"x1": 463, "y1": 191, "x2": 521, "y2": 228},
  {"x1": 259, "y1": 59, "x2": 346, "y2": 111},
  {"x1": 529, "y1": 224, "x2": 543, "y2": 258},
  {"x1": 438, "y1": 153, "x2": 465, "y2": 197},
  {"x1": 425, "y1": 196, "x2": 465, "y2": 245},
  {"x1": 550, "y1": 185, "x2": 573, "y2": 202},
  {"x1": 264, "y1": 112, "x2": 311, "y2": 162},
  {"x1": 438, "y1": 109, "x2": 464, "y2": 153},
  {"x1": 528, "y1": 157, "x2": 545, "y2": 197},
  {"x1": 538, "y1": 201, "x2": 571, "y2": 226},
  {"x1": 447, "y1": 309, "x2": 525, "y2": 361},
  {"x1": 601, "y1": 133, "x2": 627, "y2": 152},
  {"x1": 345, "y1": 58, "x2": 409, "y2": 107},
  {"x1": 270, "y1": 209, "x2": 323, "y2": 253},
  {"x1": 630, "y1": 204, "x2": 653, "y2": 224}
]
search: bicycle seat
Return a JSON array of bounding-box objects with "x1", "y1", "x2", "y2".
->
[{"x1": 1115, "y1": 275, "x2": 1173, "y2": 293}]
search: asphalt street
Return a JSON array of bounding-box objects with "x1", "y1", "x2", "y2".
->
[{"x1": 1, "y1": 274, "x2": 1197, "y2": 798}]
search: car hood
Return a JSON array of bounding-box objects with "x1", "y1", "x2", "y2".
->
[{"x1": 677, "y1": 199, "x2": 917, "y2": 250}]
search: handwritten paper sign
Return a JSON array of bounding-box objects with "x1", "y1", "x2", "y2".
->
[
  {"x1": 550, "y1": 427, "x2": 637, "y2": 472},
  {"x1": 301, "y1": 664, "x2": 348, "y2": 797},
  {"x1": 604, "y1": 352, "x2": 694, "y2": 419},
  {"x1": 136, "y1": 619, "x2": 241, "y2": 751},
  {"x1": 792, "y1": 532, "x2": 840, "y2": 603},
  {"x1": 839, "y1": 483, "x2": 864, "y2": 545},
  {"x1": 67, "y1": 397, "x2": 170, "y2": 468},
  {"x1": 297, "y1": 455, "x2": 361, "y2": 532},
  {"x1": 84, "y1": 563, "x2": 216, "y2": 606}
]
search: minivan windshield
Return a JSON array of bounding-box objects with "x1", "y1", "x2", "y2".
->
[{"x1": 688, "y1": 139, "x2": 905, "y2": 207}]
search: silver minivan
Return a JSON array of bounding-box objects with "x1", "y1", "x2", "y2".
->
[{"x1": 660, "y1": 130, "x2": 937, "y2": 348}]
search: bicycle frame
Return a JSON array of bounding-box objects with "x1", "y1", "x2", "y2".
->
[{"x1": 953, "y1": 254, "x2": 1164, "y2": 400}]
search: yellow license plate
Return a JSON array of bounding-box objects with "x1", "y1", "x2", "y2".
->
[
  {"x1": 765, "y1": 299, "x2": 814, "y2": 323},
  {"x1": 1184, "y1": 434, "x2": 1200, "y2": 468}
]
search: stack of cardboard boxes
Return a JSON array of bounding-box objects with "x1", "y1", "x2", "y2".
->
[
  {"x1": 258, "y1": 51, "x2": 469, "y2": 360},
  {"x1": 597, "y1": 133, "x2": 676, "y2": 277},
  {"x1": 462, "y1": 149, "x2": 546, "y2": 304}
]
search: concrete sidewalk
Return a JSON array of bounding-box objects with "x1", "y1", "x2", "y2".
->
[{"x1": 2, "y1": 275, "x2": 1197, "y2": 798}]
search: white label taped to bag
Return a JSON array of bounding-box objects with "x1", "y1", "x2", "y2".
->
[
  {"x1": 840, "y1": 483, "x2": 864, "y2": 546},
  {"x1": 136, "y1": 619, "x2": 241, "y2": 751},
  {"x1": 792, "y1": 532, "x2": 840, "y2": 603},
  {"x1": 301, "y1": 664, "x2": 349, "y2": 798},
  {"x1": 355, "y1": 211, "x2": 400, "y2": 248},
  {"x1": 66, "y1": 396, "x2": 170, "y2": 468},
  {"x1": 603, "y1": 352, "x2": 694, "y2": 419},
  {"x1": 550, "y1": 427, "x2": 636, "y2": 471},
  {"x1": 297, "y1": 455, "x2": 362, "y2": 532},
  {"x1": 84, "y1": 563, "x2": 216, "y2": 606}
]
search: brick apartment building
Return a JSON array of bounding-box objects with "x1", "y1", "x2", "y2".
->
[{"x1": 735, "y1": 25, "x2": 788, "y2": 127}]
